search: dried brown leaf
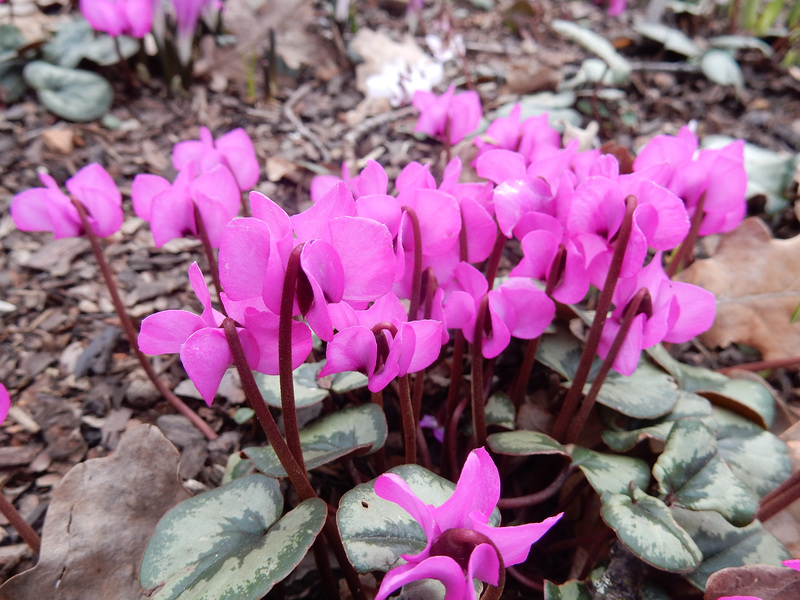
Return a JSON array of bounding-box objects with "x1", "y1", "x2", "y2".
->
[
  {"x1": 676, "y1": 217, "x2": 800, "y2": 361},
  {"x1": 704, "y1": 564, "x2": 800, "y2": 599},
  {"x1": 0, "y1": 425, "x2": 190, "y2": 600}
]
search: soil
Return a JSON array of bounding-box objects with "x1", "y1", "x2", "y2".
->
[{"x1": 1, "y1": 0, "x2": 800, "y2": 594}]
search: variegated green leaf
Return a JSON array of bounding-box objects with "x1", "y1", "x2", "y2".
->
[
  {"x1": 485, "y1": 392, "x2": 515, "y2": 429},
  {"x1": 245, "y1": 403, "x2": 387, "y2": 477},
  {"x1": 329, "y1": 369, "x2": 369, "y2": 393},
  {"x1": 600, "y1": 488, "x2": 702, "y2": 573},
  {"x1": 221, "y1": 452, "x2": 255, "y2": 484},
  {"x1": 544, "y1": 579, "x2": 591, "y2": 600},
  {"x1": 585, "y1": 360, "x2": 679, "y2": 419},
  {"x1": 647, "y1": 344, "x2": 774, "y2": 427},
  {"x1": 337, "y1": 464, "x2": 500, "y2": 573},
  {"x1": 713, "y1": 408, "x2": 792, "y2": 498},
  {"x1": 602, "y1": 392, "x2": 714, "y2": 452},
  {"x1": 672, "y1": 507, "x2": 791, "y2": 590},
  {"x1": 537, "y1": 327, "x2": 601, "y2": 381},
  {"x1": 571, "y1": 446, "x2": 650, "y2": 495},
  {"x1": 254, "y1": 362, "x2": 328, "y2": 408},
  {"x1": 487, "y1": 430, "x2": 569, "y2": 458},
  {"x1": 140, "y1": 475, "x2": 325, "y2": 600},
  {"x1": 653, "y1": 419, "x2": 759, "y2": 526}
]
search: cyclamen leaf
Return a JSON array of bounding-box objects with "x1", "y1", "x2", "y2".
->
[
  {"x1": 672, "y1": 506, "x2": 791, "y2": 590},
  {"x1": 571, "y1": 446, "x2": 650, "y2": 495},
  {"x1": 600, "y1": 488, "x2": 702, "y2": 573},
  {"x1": 140, "y1": 475, "x2": 326, "y2": 600},
  {"x1": 254, "y1": 362, "x2": 328, "y2": 408},
  {"x1": 544, "y1": 579, "x2": 592, "y2": 600},
  {"x1": 245, "y1": 403, "x2": 387, "y2": 478},
  {"x1": 23, "y1": 61, "x2": 113, "y2": 122},
  {"x1": 653, "y1": 419, "x2": 759, "y2": 527},
  {"x1": 487, "y1": 430, "x2": 569, "y2": 458}
]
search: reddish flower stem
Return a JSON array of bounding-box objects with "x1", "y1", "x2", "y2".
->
[
  {"x1": 506, "y1": 566, "x2": 543, "y2": 593},
  {"x1": 484, "y1": 227, "x2": 506, "y2": 291},
  {"x1": 192, "y1": 203, "x2": 226, "y2": 314},
  {"x1": 0, "y1": 491, "x2": 40, "y2": 555},
  {"x1": 757, "y1": 468, "x2": 800, "y2": 522},
  {"x1": 551, "y1": 195, "x2": 638, "y2": 442},
  {"x1": 471, "y1": 295, "x2": 491, "y2": 448},
  {"x1": 497, "y1": 465, "x2": 573, "y2": 510},
  {"x1": 665, "y1": 191, "x2": 706, "y2": 278},
  {"x1": 279, "y1": 245, "x2": 307, "y2": 472},
  {"x1": 401, "y1": 206, "x2": 424, "y2": 323},
  {"x1": 399, "y1": 374, "x2": 417, "y2": 465},
  {"x1": 509, "y1": 245, "x2": 565, "y2": 407},
  {"x1": 71, "y1": 199, "x2": 217, "y2": 441},
  {"x1": 718, "y1": 356, "x2": 800, "y2": 374},
  {"x1": 565, "y1": 288, "x2": 651, "y2": 443},
  {"x1": 447, "y1": 396, "x2": 469, "y2": 481}
]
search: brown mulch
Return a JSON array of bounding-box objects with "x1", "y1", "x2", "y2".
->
[{"x1": 1, "y1": 0, "x2": 800, "y2": 587}]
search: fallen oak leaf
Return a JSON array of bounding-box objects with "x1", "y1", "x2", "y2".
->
[
  {"x1": 0, "y1": 425, "x2": 190, "y2": 600},
  {"x1": 676, "y1": 217, "x2": 800, "y2": 362}
]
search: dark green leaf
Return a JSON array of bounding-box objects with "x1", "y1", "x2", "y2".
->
[
  {"x1": 485, "y1": 392, "x2": 515, "y2": 429},
  {"x1": 23, "y1": 61, "x2": 112, "y2": 122},
  {"x1": 246, "y1": 404, "x2": 387, "y2": 477},
  {"x1": 254, "y1": 362, "x2": 329, "y2": 409},
  {"x1": 586, "y1": 360, "x2": 679, "y2": 419},
  {"x1": 544, "y1": 579, "x2": 592, "y2": 600},
  {"x1": 653, "y1": 419, "x2": 759, "y2": 526},
  {"x1": 600, "y1": 488, "x2": 702, "y2": 573},
  {"x1": 140, "y1": 475, "x2": 326, "y2": 600},
  {"x1": 487, "y1": 430, "x2": 569, "y2": 458}
]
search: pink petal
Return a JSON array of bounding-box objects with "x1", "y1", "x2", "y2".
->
[
  {"x1": 0, "y1": 384, "x2": 11, "y2": 425},
  {"x1": 245, "y1": 309, "x2": 311, "y2": 374},
  {"x1": 433, "y1": 447, "x2": 500, "y2": 531},
  {"x1": 215, "y1": 128, "x2": 260, "y2": 191},
  {"x1": 374, "y1": 473, "x2": 437, "y2": 545},
  {"x1": 374, "y1": 557, "x2": 468, "y2": 600},
  {"x1": 661, "y1": 282, "x2": 716, "y2": 343},
  {"x1": 138, "y1": 310, "x2": 207, "y2": 355},
  {"x1": 149, "y1": 187, "x2": 196, "y2": 247},
  {"x1": 497, "y1": 278, "x2": 555, "y2": 340},
  {"x1": 291, "y1": 182, "x2": 356, "y2": 243},
  {"x1": 300, "y1": 240, "x2": 345, "y2": 341},
  {"x1": 470, "y1": 513, "x2": 563, "y2": 566},
  {"x1": 218, "y1": 218, "x2": 271, "y2": 300},
  {"x1": 467, "y1": 543, "x2": 500, "y2": 587},
  {"x1": 475, "y1": 149, "x2": 527, "y2": 185},
  {"x1": 318, "y1": 326, "x2": 377, "y2": 378},
  {"x1": 66, "y1": 164, "x2": 123, "y2": 237},
  {"x1": 172, "y1": 139, "x2": 207, "y2": 172},
  {"x1": 329, "y1": 216, "x2": 395, "y2": 303},
  {"x1": 131, "y1": 174, "x2": 171, "y2": 221},
  {"x1": 403, "y1": 320, "x2": 444, "y2": 374}
]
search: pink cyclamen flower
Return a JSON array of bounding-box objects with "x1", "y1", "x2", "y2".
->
[
  {"x1": 11, "y1": 164, "x2": 123, "y2": 239},
  {"x1": 413, "y1": 85, "x2": 482, "y2": 146},
  {"x1": 80, "y1": 0, "x2": 153, "y2": 37},
  {"x1": 0, "y1": 384, "x2": 10, "y2": 425},
  {"x1": 131, "y1": 161, "x2": 240, "y2": 248},
  {"x1": 373, "y1": 447, "x2": 562, "y2": 600},
  {"x1": 171, "y1": 0, "x2": 221, "y2": 64},
  {"x1": 172, "y1": 126, "x2": 260, "y2": 193}
]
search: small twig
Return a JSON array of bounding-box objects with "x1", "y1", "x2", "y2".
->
[
  {"x1": 0, "y1": 492, "x2": 40, "y2": 555},
  {"x1": 283, "y1": 82, "x2": 332, "y2": 164}
]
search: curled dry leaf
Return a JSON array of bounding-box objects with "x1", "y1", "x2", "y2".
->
[
  {"x1": 676, "y1": 217, "x2": 800, "y2": 361},
  {"x1": 0, "y1": 425, "x2": 190, "y2": 600}
]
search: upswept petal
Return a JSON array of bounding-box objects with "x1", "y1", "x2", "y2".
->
[
  {"x1": 467, "y1": 543, "x2": 500, "y2": 587},
  {"x1": 245, "y1": 309, "x2": 312, "y2": 374},
  {"x1": 475, "y1": 149, "x2": 527, "y2": 185},
  {"x1": 459, "y1": 196, "x2": 497, "y2": 263},
  {"x1": 291, "y1": 182, "x2": 356, "y2": 243},
  {"x1": 356, "y1": 194, "x2": 402, "y2": 238},
  {"x1": 349, "y1": 160, "x2": 389, "y2": 198},
  {"x1": 433, "y1": 447, "x2": 499, "y2": 530},
  {"x1": 299, "y1": 241, "x2": 345, "y2": 341},
  {"x1": 138, "y1": 310, "x2": 206, "y2": 355},
  {"x1": 374, "y1": 473, "x2": 437, "y2": 547},
  {"x1": 131, "y1": 174, "x2": 171, "y2": 221},
  {"x1": 404, "y1": 320, "x2": 444, "y2": 374},
  {"x1": 66, "y1": 164, "x2": 123, "y2": 237},
  {"x1": 497, "y1": 279, "x2": 555, "y2": 340},
  {"x1": 10, "y1": 188, "x2": 60, "y2": 234},
  {"x1": 215, "y1": 127, "x2": 260, "y2": 191},
  {"x1": 470, "y1": 513, "x2": 563, "y2": 566},
  {"x1": 661, "y1": 281, "x2": 716, "y2": 343},
  {"x1": 329, "y1": 216, "x2": 395, "y2": 302},
  {"x1": 149, "y1": 187, "x2": 196, "y2": 247},
  {"x1": 218, "y1": 218, "x2": 270, "y2": 300}
]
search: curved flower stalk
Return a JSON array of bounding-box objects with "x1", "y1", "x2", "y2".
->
[
  {"x1": 80, "y1": 0, "x2": 154, "y2": 38},
  {"x1": 11, "y1": 163, "x2": 123, "y2": 239},
  {"x1": 373, "y1": 447, "x2": 562, "y2": 600}
]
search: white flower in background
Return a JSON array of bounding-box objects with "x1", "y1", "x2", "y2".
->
[
  {"x1": 366, "y1": 57, "x2": 443, "y2": 107},
  {"x1": 425, "y1": 33, "x2": 465, "y2": 64}
]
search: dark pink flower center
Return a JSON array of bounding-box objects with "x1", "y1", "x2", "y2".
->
[{"x1": 429, "y1": 528, "x2": 494, "y2": 572}]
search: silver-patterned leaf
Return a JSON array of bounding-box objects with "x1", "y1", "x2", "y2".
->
[
  {"x1": 485, "y1": 392, "x2": 515, "y2": 429},
  {"x1": 487, "y1": 430, "x2": 569, "y2": 458},
  {"x1": 600, "y1": 488, "x2": 702, "y2": 573},
  {"x1": 141, "y1": 475, "x2": 326, "y2": 600},
  {"x1": 672, "y1": 506, "x2": 791, "y2": 590},
  {"x1": 337, "y1": 464, "x2": 500, "y2": 574},
  {"x1": 254, "y1": 362, "x2": 329, "y2": 409},
  {"x1": 23, "y1": 61, "x2": 113, "y2": 122},
  {"x1": 571, "y1": 446, "x2": 650, "y2": 495},
  {"x1": 653, "y1": 419, "x2": 759, "y2": 526},
  {"x1": 245, "y1": 403, "x2": 387, "y2": 477},
  {"x1": 544, "y1": 579, "x2": 592, "y2": 600},
  {"x1": 585, "y1": 360, "x2": 679, "y2": 419}
]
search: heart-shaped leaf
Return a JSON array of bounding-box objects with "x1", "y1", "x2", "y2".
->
[
  {"x1": 337, "y1": 464, "x2": 500, "y2": 573},
  {"x1": 537, "y1": 327, "x2": 601, "y2": 381},
  {"x1": 600, "y1": 487, "x2": 702, "y2": 573},
  {"x1": 254, "y1": 362, "x2": 329, "y2": 408},
  {"x1": 43, "y1": 18, "x2": 140, "y2": 68},
  {"x1": 571, "y1": 446, "x2": 651, "y2": 495},
  {"x1": 701, "y1": 50, "x2": 745, "y2": 94},
  {"x1": 141, "y1": 474, "x2": 325, "y2": 600},
  {"x1": 23, "y1": 61, "x2": 113, "y2": 122},
  {"x1": 585, "y1": 360, "x2": 679, "y2": 419},
  {"x1": 713, "y1": 407, "x2": 791, "y2": 498},
  {"x1": 245, "y1": 403, "x2": 387, "y2": 477},
  {"x1": 485, "y1": 392, "x2": 515, "y2": 429},
  {"x1": 647, "y1": 344, "x2": 775, "y2": 428},
  {"x1": 671, "y1": 506, "x2": 791, "y2": 590},
  {"x1": 487, "y1": 430, "x2": 569, "y2": 458},
  {"x1": 602, "y1": 391, "x2": 714, "y2": 452},
  {"x1": 653, "y1": 419, "x2": 759, "y2": 526}
]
